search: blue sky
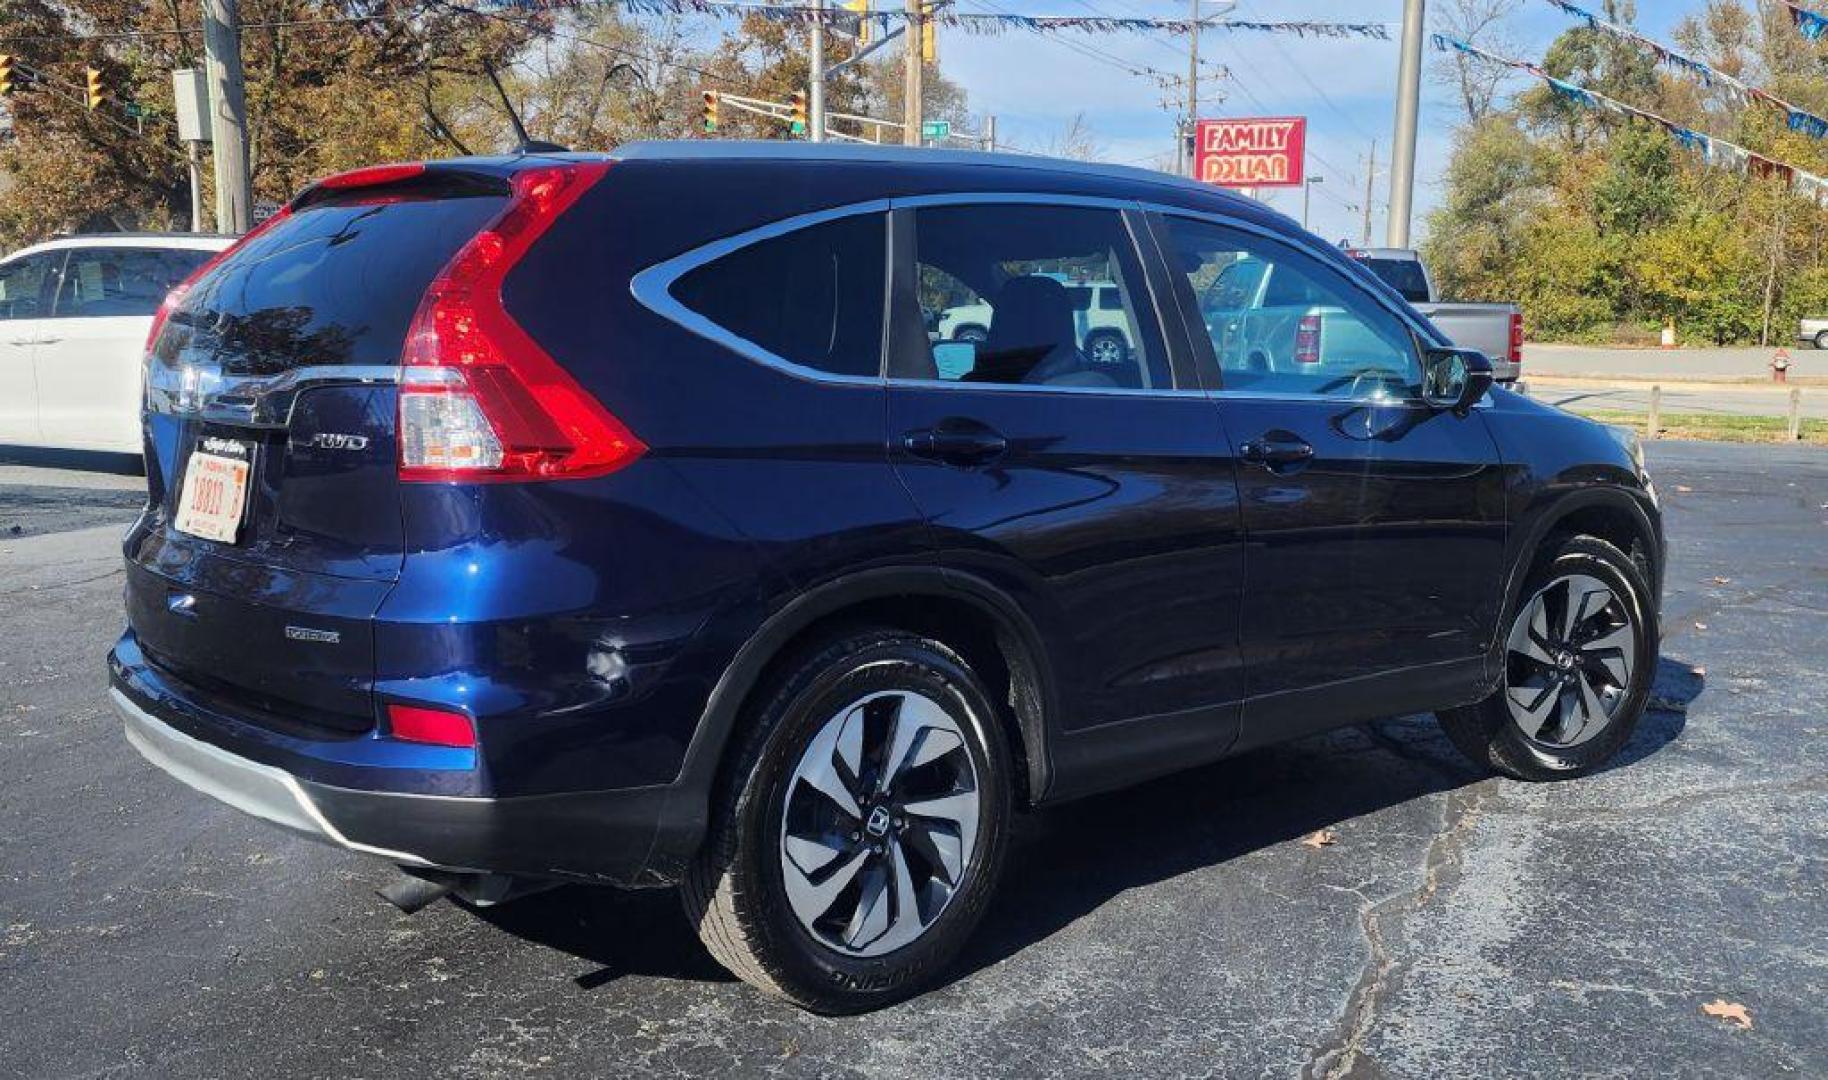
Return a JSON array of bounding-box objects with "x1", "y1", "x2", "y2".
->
[{"x1": 938, "y1": 0, "x2": 1699, "y2": 244}]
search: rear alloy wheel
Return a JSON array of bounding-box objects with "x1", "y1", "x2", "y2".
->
[
  {"x1": 1815, "y1": 330, "x2": 1828, "y2": 351},
  {"x1": 780, "y1": 690, "x2": 981, "y2": 957},
  {"x1": 1438, "y1": 535, "x2": 1656, "y2": 780},
  {"x1": 684, "y1": 629, "x2": 1011, "y2": 1013}
]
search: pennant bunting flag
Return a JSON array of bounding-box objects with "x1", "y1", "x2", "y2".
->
[
  {"x1": 1780, "y1": 0, "x2": 1828, "y2": 43},
  {"x1": 1544, "y1": 0, "x2": 1828, "y2": 142},
  {"x1": 1430, "y1": 34, "x2": 1828, "y2": 202},
  {"x1": 485, "y1": 0, "x2": 1392, "y2": 39}
]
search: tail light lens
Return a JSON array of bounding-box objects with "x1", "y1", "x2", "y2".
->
[
  {"x1": 1294, "y1": 314, "x2": 1322, "y2": 364},
  {"x1": 1509, "y1": 312, "x2": 1524, "y2": 365},
  {"x1": 386, "y1": 703, "x2": 476, "y2": 749},
  {"x1": 397, "y1": 161, "x2": 645, "y2": 483}
]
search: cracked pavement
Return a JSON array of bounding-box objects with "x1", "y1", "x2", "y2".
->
[{"x1": 1, "y1": 441, "x2": 1823, "y2": 1078}]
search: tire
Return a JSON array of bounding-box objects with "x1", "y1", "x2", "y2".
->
[
  {"x1": 1437, "y1": 535, "x2": 1658, "y2": 781},
  {"x1": 1084, "y1": 329, "x2": 1128, "y2": 365},
  {"x1": 682, "y1": 627, "x2": 1013, "y2": 1013},
  {"x1": 1815, "y1": 330, "x2": 1828, "y2": 351}
]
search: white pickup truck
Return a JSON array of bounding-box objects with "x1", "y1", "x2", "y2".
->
[{"x1": 1343, "y1": 248, "x2": 1523, "y2": 383}]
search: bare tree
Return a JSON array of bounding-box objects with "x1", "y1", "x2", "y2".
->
[
  {"x1": 1043, "y1": 112, "x2": 1107, "y2": 162},
  {"x1": 1431, "y1": 0, "x2": 1527, "y2": 123}
]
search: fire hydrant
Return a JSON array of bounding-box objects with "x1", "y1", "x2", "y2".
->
[{"x1": 1773, "y1": 350, "x2": 1792, "y2": 383}]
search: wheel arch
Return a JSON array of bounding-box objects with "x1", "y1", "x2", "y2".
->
[
  {"x1": 649, "y1": 566, "x2": 1057, "y2": 880},
  {"x1": 1488, "y1": 487, "x2": 1663, "y2": 682}
]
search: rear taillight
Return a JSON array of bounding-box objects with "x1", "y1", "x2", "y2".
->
[
  {"x1": 397, "y1": 161, "x2": 644, "y2": 483},
  {"x1": 386, "y1": 703, "x2": 476, "y2": 749},
  {"x1": 144, "y1": 206, "x2": 294, "y2": 357},
  {"x1": 1294, "y1": 314, "x2": 1322, "y2": 364},
  {"x1": 1509, "y1": 312, "x2": 1524, "y2": 365}
]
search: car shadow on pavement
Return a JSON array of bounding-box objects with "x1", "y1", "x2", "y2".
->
[{"x1": 473, "y1": 657, "x2": 1700, "y2": 996}]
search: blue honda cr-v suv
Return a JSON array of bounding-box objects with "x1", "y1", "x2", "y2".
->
[{"x1": 111, "y1": 142, "x2": 1663, "y2": 1012}]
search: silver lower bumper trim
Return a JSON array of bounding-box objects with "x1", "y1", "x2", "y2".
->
[{"x1": 113, "y1": 688, "x2": 430, "y2": 867}]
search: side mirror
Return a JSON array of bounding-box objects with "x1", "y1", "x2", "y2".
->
[{"x1": 1422, "y1": 347, "x2": 1494, "y2": 415}]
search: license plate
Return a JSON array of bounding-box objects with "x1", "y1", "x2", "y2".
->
[{"x1": 174, "y1": 449, "x2": 251, "y2": 543}]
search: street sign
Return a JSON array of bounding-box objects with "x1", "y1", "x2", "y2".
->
[
  {"x1": 1194, "y1": 117, "x2": 1307, "y2": 189},
  {"x1": 124, "y1": 103, "x2": 146, "y2": 118},
  {"x1": 921, "y1": 120, "x2": 951, "y2": 140}
]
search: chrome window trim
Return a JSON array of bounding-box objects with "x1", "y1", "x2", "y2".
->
[
  {"x1": 628, "y1": 199, "x2": 893, "y2": 389},
  {"x1": 631, "y1": 191, "x2": 1207, "y2": 398},
  {"x1": 146, "y1": 362, "x2": 402, "y2": 428}
]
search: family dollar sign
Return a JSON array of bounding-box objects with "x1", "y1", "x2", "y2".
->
[{"x1": 1194, "y1": 118, "x2": 1308, "y2": 189}]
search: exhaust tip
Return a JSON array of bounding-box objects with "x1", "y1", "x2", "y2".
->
[{"x1": 377, "y1": 872, "x2": 452, "y2": 915}]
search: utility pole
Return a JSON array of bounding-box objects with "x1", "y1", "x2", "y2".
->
[
  {"x1": 1361, "y1": 138, "x2": 1377, "y2": 247},
  {"x1": 1386, "y1": 0, "x2": 1425, "y2": 248},
  {"x1": 809, "y1": 0, "x2": 827, "y2": 142},
  {"x1": 201, "y1": 0, "x2": 252, "y2": 234},
  {"x1": 1184, "y1": 0, "x2": 1200, "y2": 177},
  {"x1": 983, "y1": 114, "x2": 996, "y2": 152},
  {"x1": 1302, "y1": 176, "x2": 1323, "y2": 230},
  {"x1": 902, "y1": 0, "x2": 923, "y2": 145}
]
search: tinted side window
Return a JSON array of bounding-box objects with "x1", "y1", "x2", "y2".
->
[
  {"x1": 1164, "y1": 217, "x2": 1419, "y2": 398},
  {"x1": 671, "y1": 213, "x2": 886, "y2": 379},
  {"x1": 52, "y1": 247, "x2": 214, "y2": 318},
  {"x1": 897, "y1": 204, "x2": 1171, "y2": 390},
  {"x1": 1358, "y1": 257, "x2": 1431, "y2": 304},
  {"x1": 0, "y1": 253, "x2": 60, "y2": 321}
]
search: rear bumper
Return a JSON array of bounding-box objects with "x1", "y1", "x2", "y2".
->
[{"x1": 111, "y1": 641, "x2": 687, "y2": 886}]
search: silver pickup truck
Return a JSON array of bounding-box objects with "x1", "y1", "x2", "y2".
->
[{"x1": 1344, "y1": 248, "x2": 1523, "y2": 383}]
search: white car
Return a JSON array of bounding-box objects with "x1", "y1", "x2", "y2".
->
[
  {"x1": 937, "y1": 280, "x2": 1136, "y2": 365},
  {"x1": 0, "y1": 233, "x2": 233, "y2": 454}
]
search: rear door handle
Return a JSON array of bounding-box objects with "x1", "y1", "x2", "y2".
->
[
  {"x1": 1239, "y1": 432, "x2": 1315, "y2": 471},
  {"x1": 904, "y1": 423, "x2": 1008, "y2": 467}
]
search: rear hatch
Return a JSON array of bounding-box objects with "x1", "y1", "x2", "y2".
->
[{"x1": 132, "y1": 169, "x2": 511, "y2": 735}]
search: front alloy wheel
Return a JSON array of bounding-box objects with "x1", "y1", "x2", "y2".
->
[
  {"x1": 780, "y1": 691, "x2": 980, "y2": 957},
  {"x1": 1503, "y1": 573, "x2": 1637, "y2": 749},
  {"x1": 1437, "y1": 534, "x2": 1657, "y2": 781}
]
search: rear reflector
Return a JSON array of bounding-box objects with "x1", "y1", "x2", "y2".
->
[
  {"x1": 398, "y1": 161, "x2": 646, "y2": 483},
  {"x1": 387, "y1": 703, "x2": 476, "y2": 748},
  {"x1": 1294, "y1": 314, "x2": 1322, "y2": 364}
]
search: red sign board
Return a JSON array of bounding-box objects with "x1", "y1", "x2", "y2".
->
[{"x1": 1194, "y1": 117, "x2": 1307, "y2": 189}]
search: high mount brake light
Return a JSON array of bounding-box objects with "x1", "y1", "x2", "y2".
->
[
  {"x1": 315, "y1": 162, "x2": 427, "y2": 191},
  {"x1": 396, "y1": 161, "x2": 645, "y2": 483}
]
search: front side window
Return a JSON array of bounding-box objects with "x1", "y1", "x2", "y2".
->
[
  {"x1": 0, "y1": 253, "x2": 60, "y2": 322},
  {"x1": 52, "y1": 247, "x2": 214, "y2": 318},
  {"x1": 896, "y1": 204, "x2": 1171, "y2": 390},
  {"x1": 1163, "y1": 217, "x2": 1420, "y2": 398},
  {"x1": 671, "y1": 212, "x2": 887, "y2": 379}
]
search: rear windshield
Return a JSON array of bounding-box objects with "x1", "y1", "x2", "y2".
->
[
  {"x1": 160, "y1": 192, "x2": 505, "y2": 375},
  {"x1": 1357, "y1": 257, "x2": 1430, "y2": 304}
]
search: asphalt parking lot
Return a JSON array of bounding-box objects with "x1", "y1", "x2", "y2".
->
[{"x1": 1, "y1": 441, "x2": 1823, "y2": 1078}]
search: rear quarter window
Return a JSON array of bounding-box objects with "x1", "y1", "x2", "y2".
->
[{"x1": 669, "y1": 212, "x2": 887, "y2": 379}]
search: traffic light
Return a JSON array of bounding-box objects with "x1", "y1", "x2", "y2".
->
[
  {"x1": 701, "y1": 90, "x2": 718, "y2": 133},
  {"x1": 85, "y1": 66, "x2": 104, "y2": 110},
  {"x1": 0, "y1": 55, "x2": 15, "y2": 97},
  {"x1": 920, "y1": 1, "x2": 937, "y2": 64},
  {"x1": 789, "y1": 90, "x2": 808, "y2": 136},
  {"x1": 843, "y1": 0, "x2": 872, "y2": 44}
]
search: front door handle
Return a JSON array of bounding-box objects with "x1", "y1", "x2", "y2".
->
[
  {"x1": 1239, "y1": 431, "x2": 1315, "y2": 472},
  {"x1": 904, "y1": 422, "x2": 1008, "y2": 467}
]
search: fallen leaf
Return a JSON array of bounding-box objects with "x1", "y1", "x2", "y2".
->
[
  {"x1": 1676, "y1": 485, "x2": 1694, "y2": 493},
  {"x1": 1694, "y1": 621, "x2": 1708, "y2": 630},
  {"x1": 1301, "y1": 829, "x2": 1337, "y2": 849},
  {"x1": 1701, "y1": 999, "x2": 1753, "y2": 1030},
  {"x1": 1712, "y1": 576, "x2": 1731, "y2": 585}
]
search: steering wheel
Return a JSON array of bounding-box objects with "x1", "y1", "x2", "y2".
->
[{"x1": 1313, "y1": 366, "x2": 1404, "y2": 400}]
